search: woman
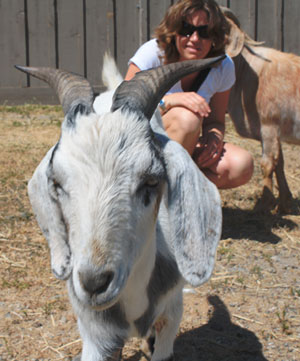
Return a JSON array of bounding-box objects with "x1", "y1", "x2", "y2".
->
[{"x1": 125, "y1": 0, "x2": 253, "y2": 189}]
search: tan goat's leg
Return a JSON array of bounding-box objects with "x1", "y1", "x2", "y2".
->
[
  {"x1": 257, "y1": 124, "x2": 279, "y2": 210},
  {"x1": 274, "y1": 145, "x2": 293, "y2": 213}
]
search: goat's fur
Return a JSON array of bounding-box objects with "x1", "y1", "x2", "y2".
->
[
  {"x1": 224, "y1": 7, "x2": 300, "y2": 212},
  {"x1": 24, "y1": 55, "x2": 222, "y2": 360}
]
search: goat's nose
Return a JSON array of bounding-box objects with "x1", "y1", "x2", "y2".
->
[{"x1": 79, "y1": 269, "x2": 114, "y2": 296}]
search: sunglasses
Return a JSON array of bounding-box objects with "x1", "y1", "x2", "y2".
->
[{"x1": 178, "y1": 21, "x2": 210, "y2": 39}]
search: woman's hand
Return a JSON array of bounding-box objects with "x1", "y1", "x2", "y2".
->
[
  {"x1": 193, "y1": 131, "x2": 224, "y2": 168},
  {"x1": 163, "y1": 92, "x2": 211, "y2": 118}
]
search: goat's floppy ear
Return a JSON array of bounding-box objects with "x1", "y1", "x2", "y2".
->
[
  {"x1": 225, "y1": 18, "x2": 245, "y2": 57},
  {"x1": 28, "y1": 146, "x2": 72, "y2": 280},
  {"x1": 162, "y1": 139, "x2": 222, "y2": 287}
]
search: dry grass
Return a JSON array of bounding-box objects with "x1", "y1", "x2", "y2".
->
[{"x1": 0, "y1": 105, "x2": 299, "y2": 360}]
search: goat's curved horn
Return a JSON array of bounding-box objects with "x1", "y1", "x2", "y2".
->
[
  {"x1": 111, "y1": 55, "x2": 225, "y2": 120},
  {"x1": 15, "y1": 66, "x2": 94, "y2": 116}
]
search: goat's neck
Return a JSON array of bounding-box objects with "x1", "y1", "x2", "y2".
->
[
  {"x1": 120, "y1": 233, "x2": 156, "y2": 322},
  {"x1": 229, "y1": 48, "x2": 263, "y2": 141},
  {"x1": 241, "y1": 45, "x2": 267, "y2": 75}
]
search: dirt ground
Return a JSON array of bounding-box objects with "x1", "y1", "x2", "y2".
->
[{"x1": 0, "y1": 105, "x2": 299, "y2": 361}]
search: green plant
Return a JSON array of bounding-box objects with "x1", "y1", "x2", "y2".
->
[{"x1": 276, "y1": 307, "x2": 292, "y2": 335}]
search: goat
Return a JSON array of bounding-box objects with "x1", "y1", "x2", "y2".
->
[
  {"x1": 16, "y1": 54, "x2": 223, "y2": 361},
  {"x1": 223, "y1": 7, "x2": 300, "y2": 213}
]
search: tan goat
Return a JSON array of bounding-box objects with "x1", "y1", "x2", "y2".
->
[{"x1": 224, "y1": 8, "x2": 300, "y2": 213}]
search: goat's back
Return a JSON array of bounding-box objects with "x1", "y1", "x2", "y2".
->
[
  {"x1": 94, "y1": 54, "x2": 123, "y2": 115},
  {"x1": 231, "y1": 45, "x2": 300, "y2": 143},
  {"x1": 102, "y1": 53, "x2": 123, "y2": 91},
  {"x1": 255, "y1": 47, "x2": 300, "y2": 142}
]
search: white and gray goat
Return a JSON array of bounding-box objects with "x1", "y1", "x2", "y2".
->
[
  {"x1": 224, "y1": 7, "x2": 300, "y2": 213},
  {"x1": 17, "y1": 55, "x2": 223, "y2": 361}
]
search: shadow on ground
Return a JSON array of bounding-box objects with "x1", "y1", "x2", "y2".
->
[
  {"x1": 221, "y1": 205, "x2": 299, "y2": 244},
  {"x1": 124, "y1": 295, "x2": 268, "y2": 361}
]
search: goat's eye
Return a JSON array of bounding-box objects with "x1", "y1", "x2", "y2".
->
[
  {"x1": 138, "y1": 176, "x2": 160, "y2": 207},
  {"x1": 144, "y1": 177, "x2": 159, "y2": 188},
  {"x1": 52, "y1": 179, "x2": 67, "y2": 198}
]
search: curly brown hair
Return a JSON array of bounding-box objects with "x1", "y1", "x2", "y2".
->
[{"x1": 154, "y1": 0, "x2": 230, "y2": 64}]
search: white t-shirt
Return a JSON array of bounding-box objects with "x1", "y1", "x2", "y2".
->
[{"x1": 129, "y1": 38, "x2": 235, "y2": 104}]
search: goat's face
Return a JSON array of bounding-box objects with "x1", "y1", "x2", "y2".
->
[
  {"x1": 24, "y1": 57, "x2": 223, "y2": 317},
  {"x1": 45, "y1": 110, "x2": 166, "y2": 309}
]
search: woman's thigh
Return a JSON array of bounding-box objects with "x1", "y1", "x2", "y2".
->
[{"x1": 162, "y1": 107, "x2": 203, "y2": 154}]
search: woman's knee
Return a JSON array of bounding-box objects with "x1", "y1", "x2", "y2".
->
[
  {"x1": 215, "y1": 144, "x2": 254, "y2": 188},
  {"x1": 162, "y1": 107, "x2": 203, "y2": 154},
  {"x1": 228, "y1": 146, "x2": 254, "y2": 186},
  {"x1": 163, "y1": 107, "x2": 202, "y2": 135}
]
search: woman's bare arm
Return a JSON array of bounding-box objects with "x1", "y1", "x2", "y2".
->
[
  {"x1": 194, "y1": 89, "x2": 230, "y2": 168},
  {"x1": 125, "y1": 63, "x2": 141, "y2": 80}
]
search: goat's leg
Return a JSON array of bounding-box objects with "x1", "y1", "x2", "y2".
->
[
  {"x1": 274, "y1": 144, "x2": 293, "y2": 213},
  {"x1": 80, "y1": 340, "x2": 121, "y2": 361},
  {"x1": 77, "y1": 318, "x2": 124, "y2": 361},
  {"x1": 79, "y1": 339, "x2": 122, "y2": 361},
  {"x1": 150, "y1": 291, "x2": 183, "y2": 361},
  {"x1": 141, "y1": 330, "x2": 156, "y2": 358},
  {"x1": 257, "y1": 124, "x2": 279, "y2": 210},
  {"x1": 73, "y1": 353, "x2": 121, "y2": 361}
]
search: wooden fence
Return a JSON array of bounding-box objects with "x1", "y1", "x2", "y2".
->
[{"x1": 1, "y1": 0, "x2": 300, "y2": 105}]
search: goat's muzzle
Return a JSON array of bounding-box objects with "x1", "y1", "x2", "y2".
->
[
  {"x1": 75, "y1": 265, "x2": 126, "y2": 309},
  {"x1": 79, "y1": 269, "x2": 114, "y2": 297}
]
